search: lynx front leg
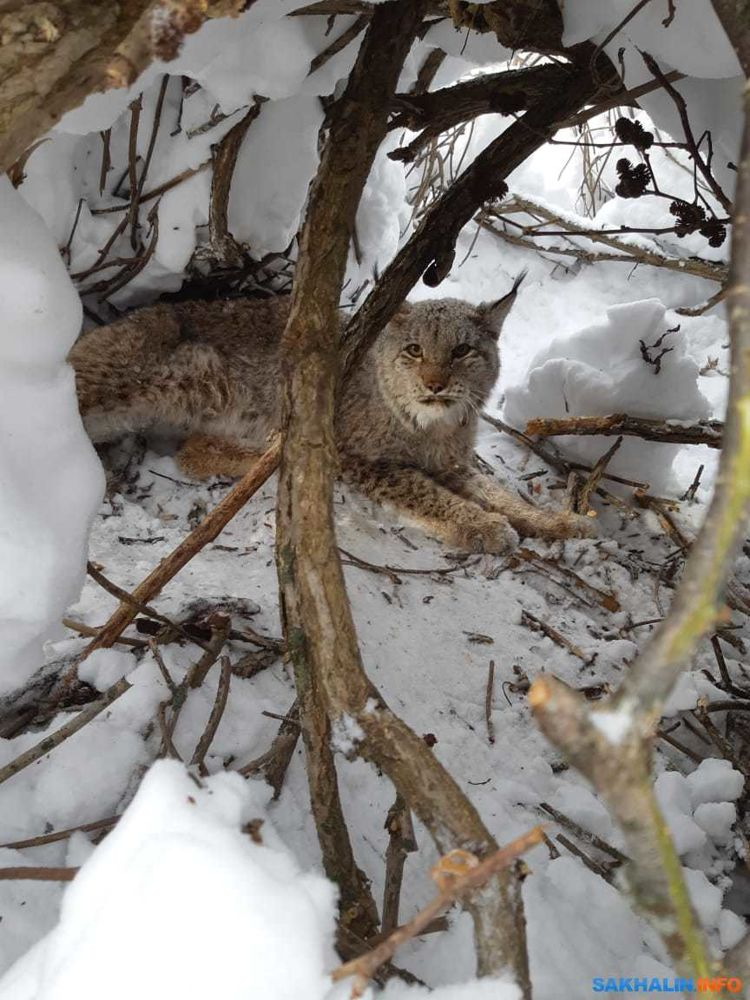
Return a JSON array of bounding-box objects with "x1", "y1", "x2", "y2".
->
[
  {"x1": 177, "y1": 434, "x2": 263, "y2": 479},
  {"x1": 455, "y1": 470, "x2": 596, "y2": 542},
  {"x1": 342, "y1": 457, "x2": 519, "y2": 554}
]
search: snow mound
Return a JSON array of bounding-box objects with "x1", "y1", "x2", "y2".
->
[
  {"x1": 0, "y1": 178, "x2": 103, "y2": 695},
  {"x1": 503, "y1": 298, "x2": 710, "y2": 493},
  {"x1": 0, "y1": 761, "x2": 338, "y2": 1000}
]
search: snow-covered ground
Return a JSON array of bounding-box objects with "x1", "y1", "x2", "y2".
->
[{"x1": 0, "y1": 2, "x2": 747, "y2": 998}]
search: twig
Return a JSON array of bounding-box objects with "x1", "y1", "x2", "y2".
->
[
  {"x1": 62, "y1": 617, "x2": 146, "y2": 649},
  {"x1": 0, "y1": 867, "x2": 78, "y2": 882},
  {"x1": 239, "y1": 699, "x2": 301, "y2": 800},
  {"x1": 511, "y1": 549, "x2": 619, "y2": 612},
  {"x1": 485, "y1": 660, "x2": 496, "y2": 745},
  {"x1": 330, "y1": 827, "x2": 544, "y2": 997},
  {"x1": 86, "y1": 562, "x2": 212, "y2": 651},
  {"x1": 1, "y1": 815, "x2": 120, "y2": 850},
  {"x1": 187, "y1": 614, "x2": 231, "y2": 688},
  {"x1": 640, "y1": 51, "x2": 733, "y2": 214},
  {"x1": 382, "y1": 795, "x2": 418, "y2": 935},
  {"x1": 71, "y1": 438, "x2": 281, "y2": 673},
  {"x1": 309, "y1": 12, "x2": 370, "y2": 75},
  {"x1": 190, "y1": 655, "x2": 232, "y2": 772},
  {"x1": 520, "y1": 610, "x2": 592, "y2": 664},
  {"x1": 538, "y1": 802, "x2": 627, "y2": 863},
  {"x1": 0, "y1": 677, "x2": 132, "y2": 788}
]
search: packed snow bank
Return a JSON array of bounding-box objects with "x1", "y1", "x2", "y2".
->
[
  {"x1": 0, "y1": 761, "x2": 337, "y2": 1000},
  {"x1": 0, "y1": 178, "x2": 103, "y2": 696},
  {"x1": 503, "y1": 298, "x2": 711, "y2": 494},
  {"x1": 0, "y1": 760, "x2": 520, "y2": 1000}
]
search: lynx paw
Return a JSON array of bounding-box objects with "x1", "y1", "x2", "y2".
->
[{"x1": 452, "y1": 513, "x2": 520, "y2": 555}]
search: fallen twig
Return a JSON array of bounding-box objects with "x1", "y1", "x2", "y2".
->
[
  {"x1": 520, "y1": 610, "x2": 592, "y2": 664},
  {"x1": 190, "y1": 655, "x2": 232, "y2": 773},
  {"x1": 0, "y1": 677, "x2": 132, "y2": 788},
  {"x1": 330, "y1": 827, "x2": 544, "y2": 998},
  {"x1": 485, "y1": 660, "x2": 496, "y2": 745}
]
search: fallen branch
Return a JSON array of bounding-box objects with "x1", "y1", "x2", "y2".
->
[
  {"x1": 0, "y1": 867, "x2": 78, "y2": 882},
  {"x1": 525, "y1": 414, "x2": 724, "y2": 449},
  {"x1": 75, "y1": 437, "x2": 281, "y2": 667},
  {"x1": 331, "y1": 827, "x2": 544, "y2": 998},
  {"x1": 238, "y1": 698, "x2": 300, "y2": 799},
  {"x1": 190, "y1": 655, "x2": 232, "y2": 773},
  {"x1": 0, "y1": 677, "x2": 132, "y2": 788}
]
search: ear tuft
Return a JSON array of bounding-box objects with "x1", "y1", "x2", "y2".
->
[{"x1": 477, "y1": 269, "x2": 527, "y2": 339}]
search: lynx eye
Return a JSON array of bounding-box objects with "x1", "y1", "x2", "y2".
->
[
  {"x1": 452, "y1": 343, "x2": 473, "y2": 359},
  {"x1": 403, "y1": 343, "x2": 423, "y2": 358}
]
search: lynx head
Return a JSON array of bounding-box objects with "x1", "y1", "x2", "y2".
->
[{"x1": 374, "y1": 272, "x2": 525, "y2": 431}]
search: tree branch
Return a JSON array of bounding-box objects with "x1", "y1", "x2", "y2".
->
[
  {"x1": 524, "y1": 414, "x2": 724, "y2": 449},
  {"x1": 342, "y1": 51, "x2": 608, "y2": 373},
  {"x1": 276, "y1": 0, "x2": 430, "y2": 950},
  {"x1": 0, "y1": 0, "x2": 243, "y2": 173}
]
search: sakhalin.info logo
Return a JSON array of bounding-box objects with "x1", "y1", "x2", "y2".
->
[{"x1": 592, "y1": 977, "x2": 743, "y2": 993}]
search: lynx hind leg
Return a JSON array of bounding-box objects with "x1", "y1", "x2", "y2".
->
[
  {"x1": 177, "y1": 434, "x2": 263, "y2": 480},
  {"x1": 342, "y1": 457, "x2": 519, "y2": 555},
  {"x1": 464, "y1": 473, "x2": 597, "y2": 541}
]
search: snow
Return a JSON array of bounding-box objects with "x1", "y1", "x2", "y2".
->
[
  {"x1": 0, "y1": 178, "x2": 104, "y2": 696},
  {"x1": 0, "y1": 761, "x2": 338, "y2": 1000},
  {"x1": 561, "y1": 0, "x2": 741, "y2": 79},
  {"x1": 686, "y1": 759, "x2": 745, "y2": 808},
  {"x1": 228, "y1": 95, "x2": 324, "y2": 256},
  {"x1": 1, "y1": 2, "x2": 747, "y2": 995},
  {"x1": 503, "y1": 298, "x2": 711, "y2": 494}
]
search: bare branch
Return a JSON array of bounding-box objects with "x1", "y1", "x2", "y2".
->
[{"x1": 524, "y1": 414, "x2": 724, "y2": 449}]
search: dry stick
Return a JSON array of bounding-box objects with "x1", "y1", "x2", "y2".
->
[
  {"x1": 74, "y1": 437, "x2": 281, "y2": 668},
  {"x1": 520, "y1": 610, "x2": 591, "y2": 664},
  {"x1": 382, "y1": 795, "x2": 418, "y2": 935},
  {"x1": 86, "y1": 561, "x2": 211, "y2": 651},
  {"x1": 482, "y1": 198, "x2": 727, "y2": 285},
  {"x1": 331, "y1": 827, "x2": 544, "y2": 998},
  {"x1": 640, "y1": 51, "x2": 733, "y2": 215},
  {"x1": 1, "y1": 815, "x2": 120, "y2": 851},
  {"x1": 190, "y1": 656, "x2": 232, "y2": 773},
  {"x1": 187, "y1": 614, "x2": 231, "y2": 687},
  {"x1": 62, "y1": 617, "x2": 146, "y2": 649},
  {"x1": 199, "y1": 102, "x2": 264, "y2": 267},
  {"x1": 512, "y1": 548, "x2": 620, "y2": 613},
  {"x1": 485, "y1": 660, "x2": 496, "y2": 746},
  {"x1": 126, "y1": 95, "x2": 143, "y2": 250},
  {"x1": 538, "y1": 802, "x2": 627, "y2": 864},
  {"x1": 0, "y1": 677, "x2": 131, "y2": 788},
  {"x1": 308, "y1": 12, "x2": 370, "y2": 76},
  {"x1": 531, "y1": 108, "x2": 750, "y2": 985},
  {"x1": 0, "y1": 867, "x2": 78, "y2": 882},
  {"x1": 239, "y1": 698, "x2": 301, "y2": 800},
  {"x1": 525, "y1": 413, "x2": 724, "y2": 449},
  {"x1": 276, "y1": 0, "x2": 431, "y2": 950}
]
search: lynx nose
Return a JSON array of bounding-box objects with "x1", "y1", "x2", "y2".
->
[{"x1": 420, "y1": 365, "x2": 448, "y2": 395}]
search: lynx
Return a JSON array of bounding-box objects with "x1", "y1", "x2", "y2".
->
[{"x1": 70, "y1": 278, "x2": 594, "y2": 553}]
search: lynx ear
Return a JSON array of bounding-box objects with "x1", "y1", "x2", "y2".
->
[{"x1": 477, "y1": 269, "x2": 527, "y2": 339}]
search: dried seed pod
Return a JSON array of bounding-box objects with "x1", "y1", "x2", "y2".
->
[
  {"x1": 614, "y1": 116, "x2": 654, "y2": 151},
  {"x1": 615, "y1": 158, "x2": 650, "y2": 198}
]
